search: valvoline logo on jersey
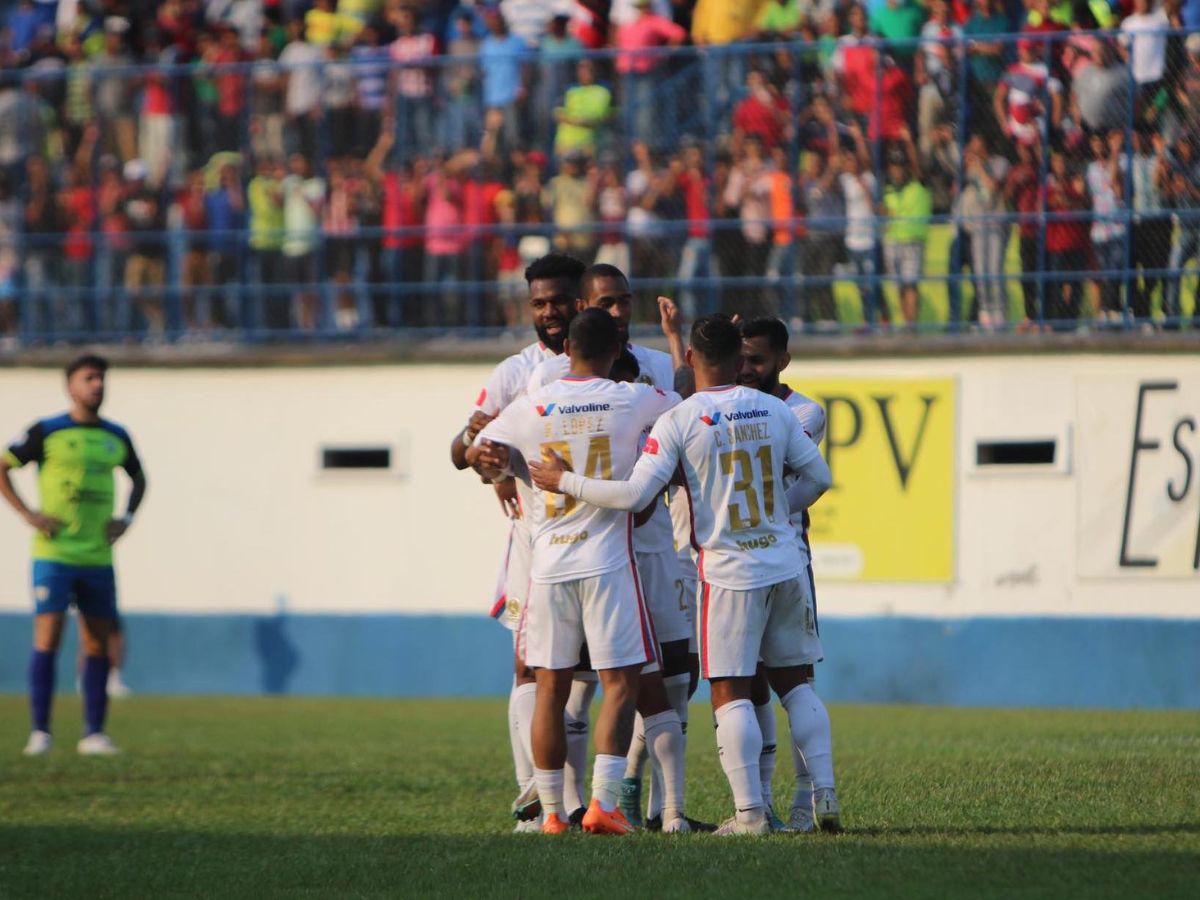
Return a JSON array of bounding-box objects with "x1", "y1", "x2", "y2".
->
[
  {"x1": 704, "y1": 409, "x2": 769, "y2": 425},
  {"x1": 538, "y1": 403, "x2": 611, "y2": 416}
]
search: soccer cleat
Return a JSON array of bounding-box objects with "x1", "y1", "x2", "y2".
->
[
  {"x1": 661, "y1": 815, "x2": 691, "y2": 834},
  {"x1": 714, "y1": 811, "x2": 771, "y2": 836},
  {"x1": 22, "y1": 730, "x2": 51, "y2": 757},
  {"x1": 766, "y1": 804, "x2": 788, "y2": 832},
  {"x1": 814, "y1": 787, "x2": 842, "y2": 833},
  {"x1": 567, "y1": 807, "x2": 586, "y2": 830},
  {"x1": 77, "y1": 733, "x2": 120, "y2": 756},
  {"x1": 646, "y1": 813, "x2": 717, "y2": 833},
  {"x1": 618, "y1": 776, "x2": 644, "y2": 828},
  {"x1": 540, "y1": 813, "x2": 570, "y2": 835},
  {"x1": 787, "y1": 802, "x2": 816, "y2": 834},
  {"x1": 511, "y1": 776, "x2": 541, "y2": 822},
  {"x1": 581, "y1": 799, "x2": 636, "y2": 835},
  {"x1": 107, "y1": 669, "x2": 133, "y2": 699}
]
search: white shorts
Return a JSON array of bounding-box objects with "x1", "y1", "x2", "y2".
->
[
  {"x1": 493, "y1": 524, "x2": 532, "y2": 633},
  {"x1": 524, "y1": 567, "x2": 657, "y2": 672},
  {"x1": 697, "y1": 576, "x2": 823, "y2": 679},
  {"x1": 634, "y1": 550, "x2": 693, "y2": 646}
]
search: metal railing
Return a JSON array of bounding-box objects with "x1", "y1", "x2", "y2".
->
[{"x1": 1, "y1": 28, "x2": 1199, "y2": 345}]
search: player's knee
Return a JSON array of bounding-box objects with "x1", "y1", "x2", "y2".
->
[
  {"x1": 32, "y1": 613, "x2": 65, "y2": 653},
  {"x1": 659, "y1": 639, "x2": 690, "y2": 677},
  {"x1": 750, "y1": 666, "x2": 772, "y2": 706}
]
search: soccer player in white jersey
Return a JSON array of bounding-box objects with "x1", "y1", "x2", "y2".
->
[
  {"x1": 530, "y1": 315, "x2": 833, "y2": 835},
  {"x1": 468, "y1": 309, "x2": 691, "y2": 835},
  {"x1": 448, "y1": 254, "x2": 584, "y2": 830},
  {"x1": 525, "y1": 264, "x2": 702, "y2": 830},
  {"x1": 739, "y1": 317, "x2": 841, "y2": 833}
]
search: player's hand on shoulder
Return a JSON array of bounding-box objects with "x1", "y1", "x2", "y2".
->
[
  {"x1": 24, "y1": 511, "x2": 61, "y2": 539},
  {"x1": 106, "y1": 517, "x2": 129, "y2": 544},
  {"x1": 528, "y1": 449, "x2": 571, "y2": 494},
  {"x1": 493, "y1": 479, "x2": 521, "y2": 519},
  {"x1": 465, "y1": 411, "x2": 495, "y2": 443}
]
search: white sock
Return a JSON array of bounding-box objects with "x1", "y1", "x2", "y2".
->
[
  {"x1": 514, "y1": 682, "x2": 537, "y2": 770},
  {"x1": 534, "y1": 767, "x2": 564, "y2": 818},
  {"x1": 591, "y1": 753, "x2": 627, "y2": 812},
  {"x1": 781, "y1": 683, "x2": 835, "y2": 791},
  {"x1": 791, "y1": 739, "x2": 814, "y2": 815},
  {"x1": 563, "y1": 677, "x2": 596, "y2": 814},
  {"x1": 714, "y1": 698, "x2": 764, "y2": 816},
  {"x1": 754, "y1": 701, "x2": 778, "y2": 808},
  {"x1": 624, "y1": 713, "x2": 647, "y2": 779},
  {"x1": 664, "y1": 673, "x2": 691, "y2": 731},
  {"x1": 508, "y1": 679, "x2": 533, "y2": 790},
  {"x1": 643, "y1": 709, "x2": 686, "y2": 823}
]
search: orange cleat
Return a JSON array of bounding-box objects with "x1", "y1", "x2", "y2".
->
[
  {"x1": 581, "y1": 798, "x2": 636, "y2": 835},
  {"x1": 541, "y1": 813, "x2": 570, "y2": 835}
]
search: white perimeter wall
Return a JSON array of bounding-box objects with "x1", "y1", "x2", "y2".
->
[{"x1": 0, "y1": 355, "x2": 1197, "y2": 620}]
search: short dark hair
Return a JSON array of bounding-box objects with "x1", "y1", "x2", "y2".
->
[
  {"x1": 581, "y1": 262, "x2": 628, "y2": 298},
  {"x1": 525, "y1": 253, "x2": 586, "y2": 293},
  {"x1": 569, "y1": 308, "x2": 621, "y2": 361},
  {"x1": 690, "y1": 314, "x2": 742, "y2": 366},
  {"x1": 65, "y1": 354, "x2": 109, "y2": 379},
  {"x1": 740, "y1": 317, "x2": 789, "y2": 353}
]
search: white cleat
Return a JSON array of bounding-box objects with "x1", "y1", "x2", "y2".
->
[
  {"x1": 661, "y1": 815, "x2": 692, "y2": 834},
  {"x1": 714, "y1": 811, "x2": 771, "y2": 836},
  {"x1": 107, "y1": 670, "x2": 133, "y2": 699},
  {"x1": 77, "y1": 733, "x2": 121, "y2": 756},
  {"x1": 22, "y1": 730, "x2": 52, "y2": 756},
  {"x1": 513, "y1": 816, "x2": 543, "y2": 834},
  {"x1": 814, "y1": 787, "x2": 842, "y2": 833}
]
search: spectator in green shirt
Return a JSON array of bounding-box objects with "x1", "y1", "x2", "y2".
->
[
  {"x1": 881, "y1": 148, "x2": 932, "y2": 325},
  {"x1": 248, "y1": 158, "x2": 287, "y2": 329},
  {"x1": 756, "y1": 0, "x2": 808, "y2": 37},
  {"x1": 870, "y1": 0, "x2": 925, "y2": 61},
  {"x1": 554, "y1": 59, "x2": 613, "y2": 158}
]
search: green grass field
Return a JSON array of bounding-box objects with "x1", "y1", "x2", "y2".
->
[{"x1": 2, "y1": 697, "x2": 1197, "y2": 898}]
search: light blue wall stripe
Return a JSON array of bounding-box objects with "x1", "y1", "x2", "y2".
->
[{"x1": 0, "y1": 613, "x2": 1196, "y2": 709}]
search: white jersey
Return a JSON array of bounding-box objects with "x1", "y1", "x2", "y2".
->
[
  {"x1": 781, "y1": 386, "x2": 826, "y2": 570},
  {"x1": 527, "y1": 342, "x2": 677, "y2": 557},
  {"x1": 475, "y1": 340, "x2": 559, "y2": 417},
  {"x1": 477, "y1": 375, "x2": 680, "y2": 584},
  {"x1": 562, "y1": 385, "x2": 826, "y2": 591},
  {"x1": 472, "y1": 341, "x2": 559, "y2": 619},
  {"x1": 669, "y1": 485, "x2": 697, "y2": 576}
]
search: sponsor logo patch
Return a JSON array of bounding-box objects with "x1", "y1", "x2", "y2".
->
[
  {"x1": 643, "y1": 437, "x2": 660, "y2": 455},
  {"x1": 700, "y1": 412, "x2": 722, "y2": 426}
]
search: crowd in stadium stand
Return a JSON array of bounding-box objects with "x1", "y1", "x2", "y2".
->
[{"x1": 2, "y1": 0, "x2": 1200, "y2": 340}]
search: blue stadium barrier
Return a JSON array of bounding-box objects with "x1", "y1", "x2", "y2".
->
[{"x1": 1, "y1": 612, "x2": 1195, "y2": 709}]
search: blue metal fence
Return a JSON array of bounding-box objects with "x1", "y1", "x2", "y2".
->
[{"x1": 1, "y1": 29, "x2": 1199, "y2": 345}]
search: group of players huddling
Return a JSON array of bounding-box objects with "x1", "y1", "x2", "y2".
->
[{"x1": 451, "y1": 254, "x2": 841, "y2": 836}]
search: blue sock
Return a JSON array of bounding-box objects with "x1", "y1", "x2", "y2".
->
[
  {"x1": 29, "y1": 650, "x2": 56, "y2": 733},
  {"x1": 82, "y1": 655, "x2": 111, "y2": 737}
]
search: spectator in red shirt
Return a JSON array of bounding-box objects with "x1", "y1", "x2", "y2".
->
[
  {"x1": 675, "y1": 143, "x2": 712, "y2": 318},
  {"x1": 1044, "y1": 150, "x2": 1088, "y2": 327},
  {"x1": 732, "y1": 70, "x2": 792, "y2": 151},
  {"x1": 57, "y1": 165, "x2": 96, "y2": 333},
  {"x1": 206, "y1": 25, "x2": 248, "y2": 153},
  {"x1": 616, "y1": 0, "x2": 686, "y2": 150},
  {"x1": 1003, "y1": 140, "x2": 1045, "y2": 327}
]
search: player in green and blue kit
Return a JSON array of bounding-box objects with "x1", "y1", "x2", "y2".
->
[{"x1": 1, "y1": 355, "x2": 147, "y2": 756}]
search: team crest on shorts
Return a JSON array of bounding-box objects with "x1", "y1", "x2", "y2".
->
[
  {"x1": 34, "y1": 585, "x2": 49, "y2": 603},
  {"x1": 506, "y1": 597, "x2": 521, "y2": 623}
]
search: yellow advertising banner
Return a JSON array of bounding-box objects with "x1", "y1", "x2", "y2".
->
[{"x1": 789, "y1": 376, "x2": 957, "y2": 582}]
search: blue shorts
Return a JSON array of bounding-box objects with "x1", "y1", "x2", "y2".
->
[{"x1": 32, "y1": 561, "x2": 118, "y2": 620}]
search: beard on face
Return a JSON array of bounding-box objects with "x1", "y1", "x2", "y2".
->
[
  {"x1": 740, "y1": 369, "x2": 780, "y2": 395},
  {"x1": 535, "y1": 321, "x2": 567, "y2": 353}
]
